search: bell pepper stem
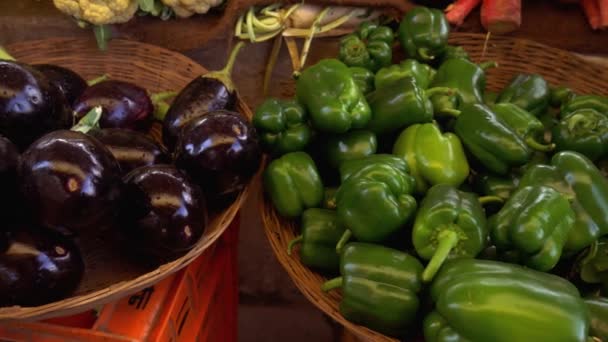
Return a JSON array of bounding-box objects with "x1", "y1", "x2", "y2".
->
[
  {"x1": 478, "y1": 195, "x2": 504, "y2": 206},
  {"x1": 72, "y1": 106, "x2": 102, "y2": 134},
  {"x1": 439, "y1": 108, "x2": 461, "y2": 117},
  {"x1": 422, "y1": 230, "x2": 460, "y2": 282},
  {"x1": 525, "y1": 136, "x2": 555, "y2": 152},
  {"x1": 87, "y1": 74, "x2": 110, "y2": 86},
  {"x1": 479, "y1": 61, "x2": 498, "y2": 71},
  {"x1": 287, "y1": 235, "x2": 303, "y2": 256},
  {"x1": 0, "y1": 46, "x2": 16, "y2": 61},
  {"x1": 204, "y1": 41, "x2": 245, "y2": 92},
  {"x1": 581, "y1": 241, "x2": 600, "y2": 266},
  {"x1": 321, "y1": 277, "x2": 343, "y2": 292},
  {"x1": 418, "y1": 48, "x2": 434, "y2": 60},
  {"x1": 426, "y1": 87, "x2": 456, "y2": 98},
  {"x1": 93, "y1": 24, "x2": 112, "y2": 51},
  {"x1": 336, "y1": 230, "x2": 352, "y2": 253}
]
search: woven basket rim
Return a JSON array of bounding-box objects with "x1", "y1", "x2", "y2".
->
[
  {"x1": 0, "y1": 37, "x2": 258, "y2": 321},
  {"x1": 260, "y1": 32, "x2": 608, "y2": 342}
]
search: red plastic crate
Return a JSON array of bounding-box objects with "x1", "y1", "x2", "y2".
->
[{"x1": 0, "y1": 213, "x2": 240, "y2": 342}]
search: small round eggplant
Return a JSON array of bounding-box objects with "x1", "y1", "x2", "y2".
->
[
  {"x1": 162, "y1": 42, "x2": 244, "y2": 150},
  {"x1": 73, "y1": 80, "x2": 153, "y2": 131},
  {"x1": 0, "y1": 135, "x2": 22, "y2": 225},
  {"x1": 0, "y1": 226, "x2": 84, "y2": 307},
  {"x1": 19, "y1": 130, "x2": 122, "y2": 233},
  {"x1": 0, "y1": 60, "x2": 72, "y2": 150},
  {"x1": 90, "y1": 128, "x2": 170, "y2": 175},
  {"x1": 174, "y1": 110, "x2": 261, "y2": 207},
  {"x1": 121, "y1": 164, "x2": 207, "y2": 261},
  {"x1": 33, "y1": 64, "x2": 87, "y2": 106}
]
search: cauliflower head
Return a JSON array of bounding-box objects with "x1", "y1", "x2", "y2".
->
[
  {"x1": 161, "y1": 0, "x2": 224, "y2": 18},
  {"x1": 54, "y1": 0, "x2": 139, "y2": 25}
]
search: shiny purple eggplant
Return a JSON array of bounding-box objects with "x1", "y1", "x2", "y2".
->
[
  {"x1": 121, "y1": 164, "x2": 207, "y2": 262},
  {"x1": 0, "y1": 226, "x2": 84, "y2": 307},
  {"x1": 33, "y1": 64, "x2": 87, "y2": 106},
  {"x1": 174, "y1": 110, "x2": 261, "y2": 207}
]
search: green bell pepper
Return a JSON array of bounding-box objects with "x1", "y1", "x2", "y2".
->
[
  {"x1": 550, "y1": 86, "x2": 576, "y2": 108},
  {"x1": 321, "y1": 242, "x2": 423, "y2": 337},
  {"x1": 349, "y1": 67, "x2": 375, "y2": 95},
  {"x1": 454, "y1": 103, "x2": 534, "y2": 175},
  {"x1": 577, "y1": 238, "x2": 608, "y2": 292},
  {"x1": 398, "y1": 6, "x2": 449, "y2": 62},
  {"x1": 253, "y1": 98, "x2": 312, "y2": 155},
  {"x1": 322, "y1": 187, "x2": 338, "y2": 210},
  {"x1": 553, "y1": 108, "x2": 608, "y2": 162},
  {"x1": 484, "y1": 90, "x2": 498, "y2": 106},
  {"x1": 263, "y1": 151, "x2": 324, "y2": 218},
  {"x1": 585, "y1": 296, "x2": 608, "y2": 341},
  {"x1": 325, "y1": 130, "x2": 377, "y2": 169},
  {"x1": 296, "y1": 59, "x2": 372, "y2": 133},
  {"x1": 491, "y1": 102, "x2": 555, "y2": 152},
  {"x1": 599, "y1": 158, "x2": 608, "y2": 178},
  {"x1": 425, "y1": 258, "x2": 590, "y2": 342},
  {"x1": 429, "y1": 58, "x2": 496, "y2": 117},
  {"x1": 488, "y1": 185, "x2": 575, "y2": 271},
  {"x1": 366, "y1": 76, "x2": 453, "y2": 135},
  {"x1": 287, "y1": 208, "x2": 345, "y2": 271},
  {"x1": 374, "y1": 59, "x2": 436, "y2": 90},
  {"x1": 496, "y1": 73, "x2": 550, "y2": 116},
  {"x1": 413, "y1": 184, "x2": 498, "y2": 282},
  {"x1": 561, "y1": 95, "x2": 608, "y2": 118},
  {"x1": 437, "y1": 45, "x2": 470, "y2": 64},
  {"x1": 519, "y1": 151, "x2": 608, "y2": 253},
  {"x1": 336, "y1": 161, "x2": 417, "y2": 245},
  {"x1": 339, "y1": 154, "x2": 409, "y2": 183},
  {"x1": 473, "y1": 173, "x2": 519, "y2": 202},
  {"x1": 392, "y1": 123, "x2": 469, "y2": 194},
  {"x1": 339, "y1": 22, "x2": 394, "y2": 72}
]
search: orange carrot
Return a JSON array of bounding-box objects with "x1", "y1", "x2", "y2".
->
[
  {"x1": 480, "y1": 0, "x2": 522, "y2": 34},
  {"x1": 445, "y1": 0, "x2": 482, "y2": 26}
]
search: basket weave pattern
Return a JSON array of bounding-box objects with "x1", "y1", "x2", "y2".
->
[
  {"x1": 1, "y1": 38, "x2": 255, "y2": 321},
  {"x1": 261, "y1": 33, "x2": 608, "y2": 342}
]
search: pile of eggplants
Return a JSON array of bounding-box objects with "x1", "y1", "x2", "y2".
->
[{"x1": 0, "y1": 41, "x2": 260, "y2": 307}]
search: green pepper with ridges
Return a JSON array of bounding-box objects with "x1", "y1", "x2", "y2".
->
[
  {"x1": 336, "y1": 161, "x2": 417, "y2": 246},
  {"x1": 374, "y1": 59, "x2": 436, "y2": 90},
  {"x1": 518, "y1": 151, "x2": 608, "y2": 254},
  {"x1": 349, "y1": 67, "x2": 375, "y2": 95},
  {"x1": 321, "y1": 242, "x2": 424, "y2": 337},
  {"x1": 425, "y1": 258, "x2": 590, "y2": 342},
  {"x1": 263, "y1": 151, "x2": 324, "y2": 218},
  {"x1": 550, "y1": 86, "x2": 576, "y2": 108},
  {"x1": 488, "y1": 185, "x2": 575, "y2": 271},
  {"x1": 392, "y1": 123, "x2": 469, "y2": 194},
  {"x1": 366, "y1": 76, "x2": 454, "y2": 135},
  {"x1": 412, "y1": 184, "x2": 499, "y2": 282},
  {"x1": 339, "y1": 154, "x2": 409, "y2": 183},
  {"x1": 296, "y1": 59, "x2": 371, "y2": 133},
  {"x1": 577, "y1": 238, "x2": 608, "y2": 292},
  {"x1": 429, "y1": 58, "x2": 496, "y2": 117},
  {"x1": 253, "y1": 98, "x2": 312, "y2": 155},
  {"x1": 325, "y1": 130, "x2": 377, "y2": 169},
  {"x1": 398, "y1": 6, "x2": 450, "y2": 62},
  {"x1": 561, "y1": 94, "x2": 608, "y2": 118},
  {"x1": 437, "y1": 45, "x2": 470, "y2": 64},
  {"x1": 552, "y1": 108, "x2": 608, "y2": 162},
  {"x1": 287, "y1": 208, "x2": 345, "y2": 271},
  {"x1": 496, "y1": 73, "x2": 550, "y2": 116},
  {"x1": 473, "y1": 173, "x2": 519, "y2": 202},
  {"x1": 491, "y1": 102, "x2": 555, "y2": 152},
  {"x1": 339, "y1": 22, "x2": 394, "y2": 72}
]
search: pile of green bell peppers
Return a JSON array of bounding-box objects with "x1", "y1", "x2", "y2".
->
[{"x1": 256, "y1": 6, "x2": 608, "y2": 340}]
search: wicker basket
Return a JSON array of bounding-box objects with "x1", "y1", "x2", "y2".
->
[
  {"x1": 261, "y1": 33, "x2": 608, "y2": 342},
  {"x1": 1, "y1": 38, "x2": 256, "y2": 321}
]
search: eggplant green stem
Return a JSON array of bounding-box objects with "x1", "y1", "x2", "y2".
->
[
  {"x1": 150, "y1": 91, "x2": 177, "y2": 121},
  {"x1": 0, "y1": 46, "x2": 15, "y2": 61},
  {"x1": 479, "y1": 61, "x2": 499, "y2": 71},
  {"x1": 93, "y1": 25, "x2": 112, "y2": 51},
  {"x1": 151, "y1": 91, "x2": 178, "y2": 103},
  {"x1": 72, "y1": 106, "x2": 102, "y2": 134},
  {"x1": 525, "y1": 136, "x2": 555, "y2": 152},
  {"x1": 336, "y1": 230, "x2": 352, "y2": 253},
  {"x1": 204, "y1": 41, "x2": 245, "y2": 92},
  {"x1": 478, "y1": 195, "x2": 504, "y2": 206},
  {"x1": 287, "y1": 235, "x2": 303, "y2": 256},
  {"x1": 422, "y1": 230, "x2": 459, "y2": 282},
  {"x1": 87, "y1": 74, "x2": 109, "y2": 86},
  {"x1": 321, "y1": 277, "x2": 343, "y2": 292}
]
